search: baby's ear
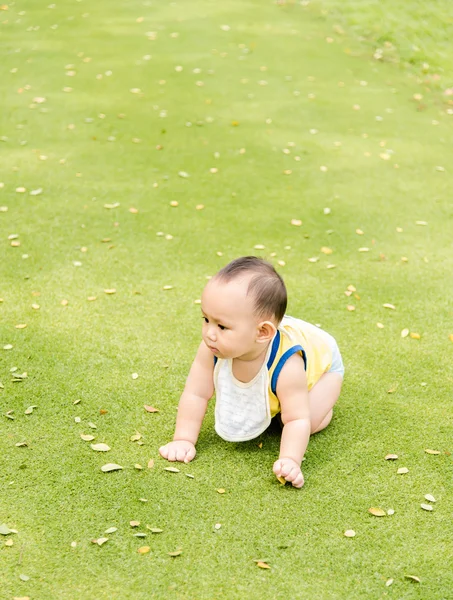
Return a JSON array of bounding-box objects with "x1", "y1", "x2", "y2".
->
[{"x1": 256, "y1": 320, "x2": 277, "y2": 343}]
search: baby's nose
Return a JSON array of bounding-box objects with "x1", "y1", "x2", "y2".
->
[{"x1": 207, "y1": 327, "x2": 217, "y2": 341}]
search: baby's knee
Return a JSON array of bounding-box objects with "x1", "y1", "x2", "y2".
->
[{"x1": 311, "y1": 409, "x2": 333, "y2": 434}]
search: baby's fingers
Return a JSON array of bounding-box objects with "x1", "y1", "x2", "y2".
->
[
  {"x1": 184, "y1": 446, "x2": 196, "y2": 463},
  {"x1": 159, "y1": 444, "x2": 169, "y2": 459},
  {"x1": 291, "y1": 471, "x2": 305, "y2": 488},
  {"x1": 273, "y1": 460, "x2": 284, "y2": 476}
]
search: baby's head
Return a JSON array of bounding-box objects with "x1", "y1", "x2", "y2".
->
[{"x1": 201, "y1": 256, "x2": 287, "y2": 360}]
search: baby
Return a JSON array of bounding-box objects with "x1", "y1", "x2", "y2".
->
[{"x1": 159, "y1": 256, "x2": 344, "y2": 488}]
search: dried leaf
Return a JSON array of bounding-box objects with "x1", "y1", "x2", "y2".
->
[
  {"x1": 130, "y1": 432, "x2": 142, "y2": 442},
  {"x1": 186, "y1": 473, "x2": 194, "y2": 478},
  {"x1": 5, "y1": 538, "x2": 13, "y2": 547},
  {"x1": 277, "y1": 475, "x2": 287, "y2": 485},
  {"x1": 164, "y1": 467, "x2": 180, "y2": 473},
  {"x1": 383, "y1": 303, "x2": 396, "y2": 310},
  {"x1": 401, "y1": 328, "x2": 409, "y2": 338},
  {"x1": 385, "y1": 579, "x2": 394, "y2": 587},
  {"x1": 147, "y1": 527, "x2": 163, "y2": 533},
  {"x1": 19, "y1": 574, "x2": 30, "y2": 581},
  {"x1": 134, "y1": 533, "x2": 147, "y2": 538},
  {"x1": 420, "y1": 503, "x2": 433, "y2": 511},
  {"x1": 130, "y1": 521, "x2": 140, "y2": 527},
  {"x1": 397, "y1": 467, "x2": 409, "y2": 474},
  {"x1": 0, "y1": 524, "x2": 12, "y2": 535},
  {"x1": 424, "y1": 449, "x2": 441, "y2": 455},
  {"x1": 290, "y1": 219, "x2": 302, "y2": 226},
  {"x1": 88, "y1": 422, "x2": 97, "y2": 429},
  {"x1": 405, "y1": 575, "x2": 421, "y2": 583},
  {"x1": 135, "y1": 463, "x2": 143, "y2": 470},
  {"x1": 24, "y1": 406, "x2": 37, "y2": 415},
  {"x1": 344, "y1": 530, "x2": 356, "y2": 537},
  {"x1": 104, "y1": 289, "x2": 116, "y2": 294},
  {"x1": 424, "y1": 494, "x2": 436, "y2": 503},
  {"x1": 168, "y1": 549, "x2": 182, "y2": 557},
  {"x1": 144, "y1": 405, "x2": 159, "y2": 413},
  {"x1": 15, "y1": 442, "x2": 28, "y2": 447},
  {"x1": 410, "y1": 332, "x2": 421, "y2": 339},
  {"x1": 256, "y1": 561, "x2": 271, "y2": 569},
  {"x1": 15, "y1": 324, "x2": 27, "y2": 329},
  {"x1": 216, "y1": 488, "x2": 226, "y2": 494},
  {"x1": 90, "y1": 443, "x2": 110, "y2": 452},
  {"x1": 147, "y1": 459, "x2": 155, "y2": 469},
  {"x1": 368, "y1": 507, "x2": 386, "y2": 517},
  {"x1": 80, "y1": 434, "x2": 95, "y2": 441},
  {"x1": 96, "y1": 537, "x2": 108, "y2": 546},
  {"x1": 138, "y1": 546, "x2": 150, "y2": 554},
  {"x1": 320, "y1": 247, "x2": 333, "y2": 255},
  {"x1": 104, "y1": 527, "x2": 117, "y2": 534},
  {"x1": 101, "y1": 463, "x2": 123, "y2": 472},
  {"x1": 385, "y1": 454, "x2": 398, "y2": 460}
]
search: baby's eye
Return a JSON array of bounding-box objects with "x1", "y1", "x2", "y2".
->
[
  {"x1": 218, "y1": 324, "x2": 227, "y2": 331},
  {"x1": 203, "y1": 317, "x2": 209, "y2": 323}
]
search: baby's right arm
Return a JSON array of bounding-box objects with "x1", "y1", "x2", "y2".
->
[{"x1": 159, "y1": 341, "x2": 215, "y2": 463}]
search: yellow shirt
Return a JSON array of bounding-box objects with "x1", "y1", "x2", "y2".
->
[{"x1": 267, "y1": 316, "x2": 333, "y2": 417}]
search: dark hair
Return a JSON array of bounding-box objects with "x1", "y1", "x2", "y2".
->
[{"x1": 214, "y1": 256, "x2": 287, "y2": 323}]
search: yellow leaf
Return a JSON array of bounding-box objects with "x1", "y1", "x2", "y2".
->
[
  {"x1": 164, "y1": 467, "x2": 180, "y2": 473},
  {"x1": 130, "y1": 521, "x2": 140, "y2": 527},
  {"x1": 397, "y1": 467, "x2": 409, "y2": 474},
  {"x1": 216, "y1": 488, "x2": 226, "y2": 494},
  {"x1": 401, "y1": 329, "x2": 409, "y2": 338},
  {"x1": 15, "y1": 324, "x2": 27, "y2": 329},
  {"x1": 168, "y1": 549, "x2": 183, "y2": 557},
  {"x1": 424, "y1": 449, "x2": 441, "y2": 455},
  {"x1": 344, "y1": 530, "x2": 356, "y2": 537},
  {"x1": 347, "y1": 285, "x2": 356, "y2": 292},
  {"x1": 410, "y1": 332, "x2": 420, "y2": 339},
  {"x1": 420, "y1": 503, "x2": 433, "y2": 511},
  {"x1": 368, "y1": 507, "x2": 386, "y2": 517},
  {"x1": 147, "y1": 459, "x2": 155, "y2": 469},
  {"x1": 383, "y1": 303, "x2": 395, "y2": 310},
  {"x1": 104, "y1": 289, "x2": 116, "y2": 294},
  {"x1": 384, "y1": 454, "x2": 398, "y2": 460},
  {"x1": 277, "y1": 475, "x2": 286, "y2": 485},
  {"x1": 256, "y1": 561, "x2": 271, "y2": 569},
  {"x1": 405, "y1": 575, "x2": 421, "y2": 583},
  {"x1": 290, "y1": 219, "x2": 302, "y2": 226},
  {"x1": 138, "y1": 546, "x2": 150, "y2": 554},
  {"x1": 347, "y1": 305, "x2": 355, "y2": 312},
  {"x1": 320, "y1": 247, "x2": 333, "y2": 255}
]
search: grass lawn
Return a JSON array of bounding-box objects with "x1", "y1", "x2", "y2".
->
[{"x1": 1, "y1": 0, "x2": 453, "y2": 598}]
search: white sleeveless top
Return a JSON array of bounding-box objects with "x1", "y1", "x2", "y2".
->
[{"x1": 213, "y1": 338, "x2": 275, "y2": 442}]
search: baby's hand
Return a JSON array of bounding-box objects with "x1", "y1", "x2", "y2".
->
[
  {"x1": 273, "y1": 457, "x2": 304, "y2": 488},
  {"x1": 159, "y1": 440, "x2": 196, "y2": 463}
]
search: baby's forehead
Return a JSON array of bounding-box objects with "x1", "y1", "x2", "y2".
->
[{"x1": 202, "y1": 277, "x2": 255, "y2": 316}]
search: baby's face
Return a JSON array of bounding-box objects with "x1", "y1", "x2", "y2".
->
[{"x1": 201, "y1": 278, "x2": 262, "y2": 360}]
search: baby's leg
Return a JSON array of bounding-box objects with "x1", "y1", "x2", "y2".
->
[{"x1": 308, "y1": 372, "x2": 343, "y2": 434}]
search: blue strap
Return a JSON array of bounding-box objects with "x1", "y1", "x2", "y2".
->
[
  {"x1": 271, "y1": 345, "x2": 306, "y2": 395},
  {"x1": 266, "y1": 330, "x2": 281, "y2": 370},
  {"x1": 214, "y1": 356, "x2": 218, "y2": 366}
]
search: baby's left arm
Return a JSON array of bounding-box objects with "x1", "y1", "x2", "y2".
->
[{"x1": 273, "y1": 353, "x2": 310, "y2": 488}]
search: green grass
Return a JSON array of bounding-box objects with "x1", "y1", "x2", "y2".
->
[{"x1": 1, "y1": 0, "x2": 453, "y2": 598}]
